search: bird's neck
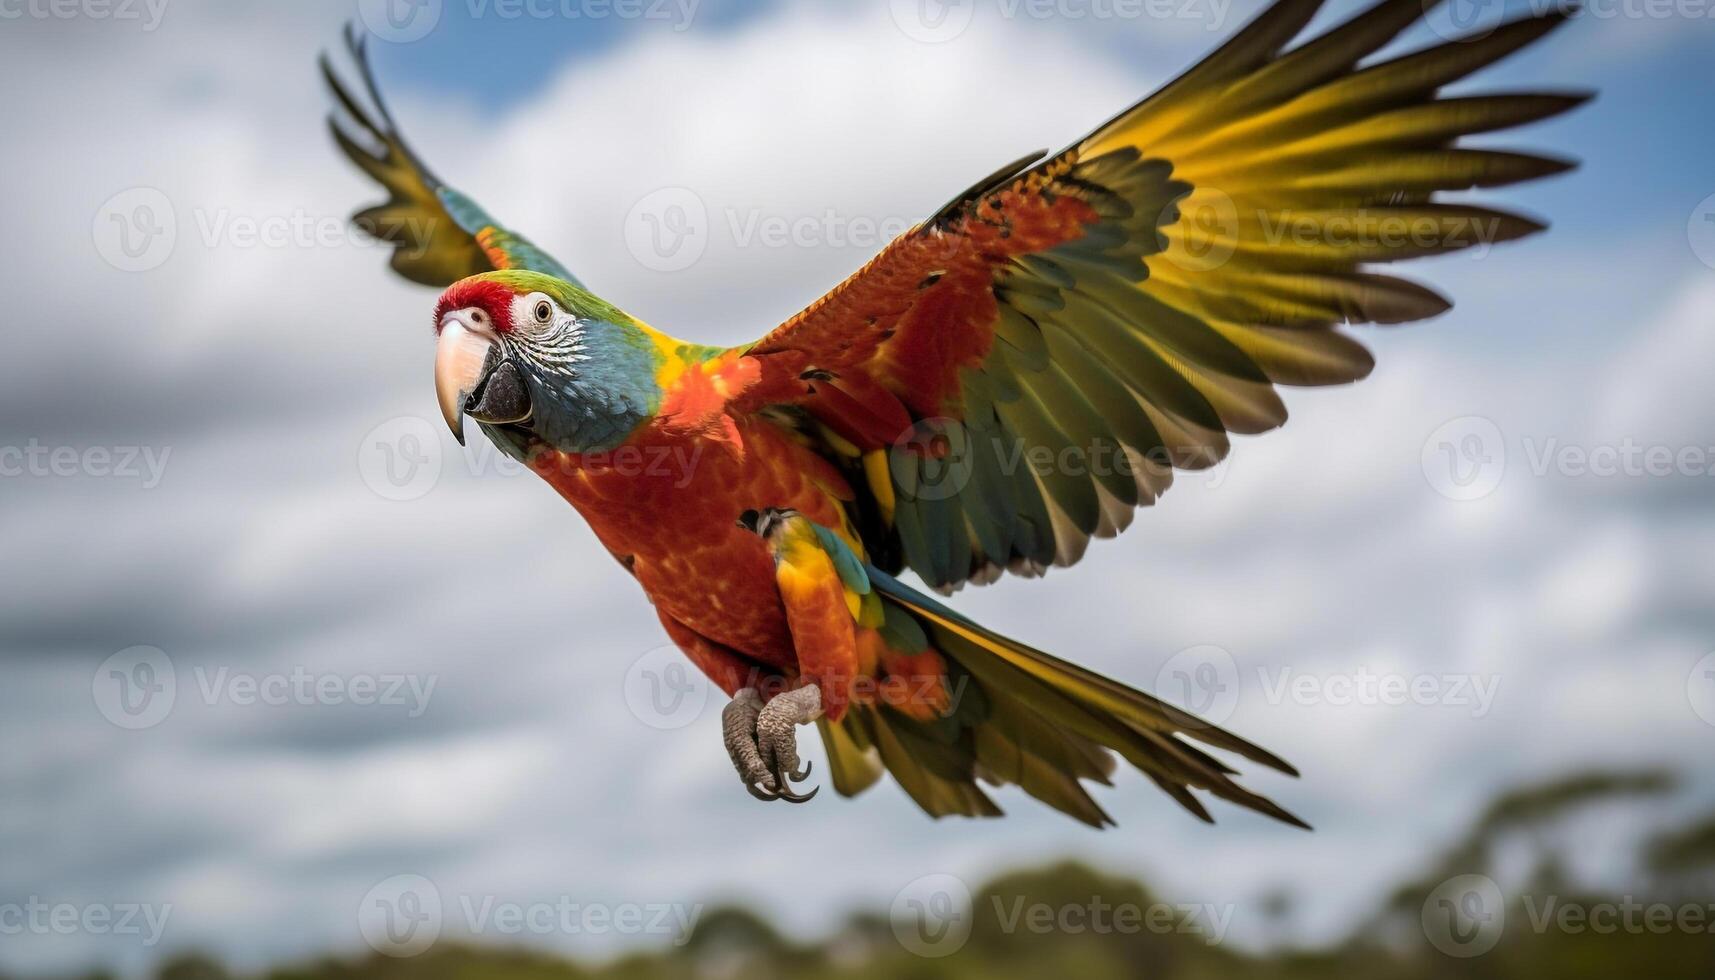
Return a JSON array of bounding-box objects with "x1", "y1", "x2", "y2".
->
[{"x1": 527, "y1": 317, "x2": 669, "y2": 454}]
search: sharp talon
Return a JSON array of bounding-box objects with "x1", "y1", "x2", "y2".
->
[
  {"x1": 746, "y1": 781, "x2": 781, "y2": 802},
  {"x1": 770, "y1": 766, "x2": 819, "y2": 803},
  {"x1": 788, "y1": 760, "x2": 812, "y2": 782},
  {"x1": 777, "y1": 782, "x2": 819, "y2": 804}
]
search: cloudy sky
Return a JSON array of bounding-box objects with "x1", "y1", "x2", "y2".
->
[{"x1": 2, "y1": 0, "x2": 1713, "y2": 974}]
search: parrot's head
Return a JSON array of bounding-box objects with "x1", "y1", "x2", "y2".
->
[
  {"x1": 432, "y1": 270, "x2": 661, "y2": 453},
  {"x1": 737, "y1": 507, "x2": 803, "y2": 556}
]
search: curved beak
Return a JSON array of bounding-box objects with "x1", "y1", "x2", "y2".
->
[
  {"x1": 435, "y1": 312, "x2": 532, "y2": 445},
  {"x1": 736, "y1": 508, "x2": 788, "y2": 538}
]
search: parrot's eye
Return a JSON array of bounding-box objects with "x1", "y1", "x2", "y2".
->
[{"x1": 533, "y1": 300, "x2": 553, "y2": 324}]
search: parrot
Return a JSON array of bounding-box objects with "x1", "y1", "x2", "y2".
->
[{"x1": 322, "y1": 0, "x2": 1586, "y2": 827}]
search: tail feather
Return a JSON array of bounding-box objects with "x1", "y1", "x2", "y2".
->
[
  {"x1": 866, "y1": 708, "x2": 1003, "y2": 820},
  {"x1": 815, "y1": 715, "x2": 883, "y2": 797},
  {"x1": 973, "y1": 691, "x2": 1117, "y2": 828},
  {"x1": 832, "y1": 567, "x2": 1309, "y2": 829},
  {"x1": 1147, "y1": 773, "x2": 1216, "y2": 824},
  {"x1": 902, "y1": 576, "x2": 1300, "y2": 778}
]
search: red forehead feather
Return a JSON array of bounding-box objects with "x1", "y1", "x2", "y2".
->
[{"x1": 434, "y1": 279, "x2": 518, "y2": 334}]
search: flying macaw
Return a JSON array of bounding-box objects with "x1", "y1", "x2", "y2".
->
[{"x1": 323, "y1": 0, "x2": 1584, "y2": 827}]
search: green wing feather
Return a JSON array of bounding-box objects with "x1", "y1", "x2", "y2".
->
[
  {"x1": 762, "y1": 0, "x2": 1585, "y2": 591},
  {"x1": 321, "y1": 24, "x2": 580, "y2": 288}
]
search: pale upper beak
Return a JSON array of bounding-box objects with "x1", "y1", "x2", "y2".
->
[{"x1": 435, "y1": 308, "x2": 531, "y2": 445}]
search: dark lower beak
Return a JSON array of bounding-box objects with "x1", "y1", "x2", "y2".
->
[
  {"x1": 465, "y1": 355, "x2": 532, "y2": 428},
  {"x1": 736, "y1": 509, "x2": 761, "y2": 533}
]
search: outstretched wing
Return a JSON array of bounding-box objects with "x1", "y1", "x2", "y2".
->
[
  {"x1": 321, "y1": 25, "x2": 578, "y2": 288},
  {"x1": 740, "y1": 0, "x2": 1586, "y2": 591}
]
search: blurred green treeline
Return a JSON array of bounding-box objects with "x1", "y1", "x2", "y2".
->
[{"x1": 25, "y1": 769, "x2": 1715, "y2": 980}]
